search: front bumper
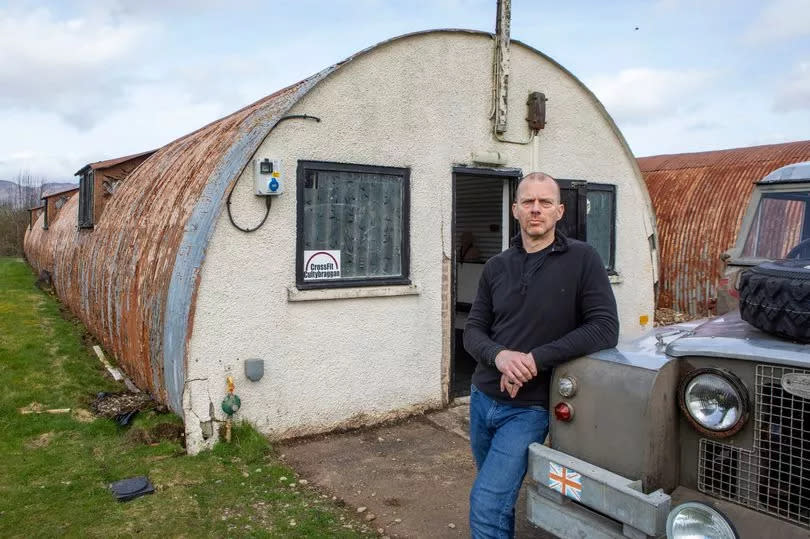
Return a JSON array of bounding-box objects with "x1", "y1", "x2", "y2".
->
[{"x1": 527, "y1": 443, "x2": 670, "y2": 538}]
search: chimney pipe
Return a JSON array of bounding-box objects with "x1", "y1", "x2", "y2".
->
[{"x1": 493, "y1": 0, "x2": 511, "y2": 134}]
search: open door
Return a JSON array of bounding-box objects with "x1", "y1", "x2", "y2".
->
[{"x1": 450, "y1": 167, "x2": 521, "y2": 399}]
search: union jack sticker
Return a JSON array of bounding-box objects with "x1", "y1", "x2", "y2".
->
[{"x1": 548, "y1": 462, "x2": 582, "y2": 501}]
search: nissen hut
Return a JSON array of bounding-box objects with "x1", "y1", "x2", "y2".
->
[{"x1": 25, "y1": 30, "x2": 658, "y2": 453}]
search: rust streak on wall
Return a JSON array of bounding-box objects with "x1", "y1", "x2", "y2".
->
[{"x1": 639, "y1": 140, "x2": 810, "y2": 315}]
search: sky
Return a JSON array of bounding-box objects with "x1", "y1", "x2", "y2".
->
[{"x1": 1, "y1": 0, "x2": 809, "y2": 182}]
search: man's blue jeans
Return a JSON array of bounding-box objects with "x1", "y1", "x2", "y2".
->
[{"x1": 469, "y1": 384, "x2": 549, "y2": 539}]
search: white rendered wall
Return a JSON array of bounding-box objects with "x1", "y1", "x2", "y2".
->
[{"x1": 184, "y1": 31, "x2": 655, "y2": 453}]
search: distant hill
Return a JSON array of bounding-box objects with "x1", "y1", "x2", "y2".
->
[{"x1": 0, "y1": 180, "x2": 78, "y2": 209}]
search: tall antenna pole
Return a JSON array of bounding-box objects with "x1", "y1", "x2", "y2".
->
[{"x1": 494, "y1": 0, "x2": 511, "y2": 134}]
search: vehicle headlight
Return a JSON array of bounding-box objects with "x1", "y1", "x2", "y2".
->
[
  {"x1": 666, "y1": 502, "x2": 737, "y2": 539},
  {"x1": 679, "y1": 369, "x2": 749, "y2": 436}
]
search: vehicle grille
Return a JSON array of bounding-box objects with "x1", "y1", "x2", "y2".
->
[{"x1": 698, "y1": 365, "x2": 810, "y2": 527}]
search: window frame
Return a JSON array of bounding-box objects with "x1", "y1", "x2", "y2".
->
[
  {"x1": 727, "y1": 181, "x2": 810, "y2": 265},
  {"x1": 585, "y1": 182, "x2": 617, "y2": 273},
  {"x1": 556, "y1": 179, "x2": 617, "y2": 273},
  {"x1": 295, "y1": 160, "x2": 411, "y2": 290},
  {"x1": 78, "y1": 170, "x2": 94, "y2": 229},
  {"x1": 741, "y1": 190, "x2": 809, "y2": 259}
]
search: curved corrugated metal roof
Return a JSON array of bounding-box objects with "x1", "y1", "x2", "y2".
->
[
  {"x1": 41, "y1": 186, "x2": 79, "y2": 199},
  {"x1": 639, "y1": 140, "x2": 810, "y2": 315},
  {"x1": 74, "y1": 150, "x2": 157, "y2": 176},
  {"x1": 24, "y1": 29, "x2": 652, "y2": 414}
]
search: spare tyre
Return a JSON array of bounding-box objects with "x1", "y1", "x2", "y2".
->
[{"x1": 739, "y1": 259, "x2": 810, "y2": 343}]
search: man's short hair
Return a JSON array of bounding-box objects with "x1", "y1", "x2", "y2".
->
[{"x1": 516, "y1": 172, "x2": 560, "y2": 203}]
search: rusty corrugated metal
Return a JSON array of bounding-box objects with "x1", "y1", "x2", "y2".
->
[
  {"x1": 639, "y1": 140, "x2": 810, "y2": 315},
  {"x1": 42, "y1": 186, "x2": 79, "y2": 199},
  {"x1": 86, "y1": 150, "x2": 156, "y2": 173},
  {"x1": 74, "y1": 150, "x2": 157, "y2": 176},
  {"x1": 23, "y1": 76, "x2": 322, "y2": 413}
]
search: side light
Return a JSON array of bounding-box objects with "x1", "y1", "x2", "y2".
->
[
  {"x1": 554, "y1": 402, "x2": 574, "y2": 422},
  {"x1": 558, "y1": 376, "x2": 577, "y2": 398}
]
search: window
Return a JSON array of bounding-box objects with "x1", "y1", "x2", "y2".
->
[
  {"x1": 556, "y1": 180, "x2": 616, "y2": 272},
  {"x1": 742, "y1": 191, "x2": 809, "y2": 259},
  {"x1": 78, "y1": 170, "x2": 94, "y2": 228},
  {"x1": 296, "y1": 161, "x2": 410, "y2": 289},
  {"x1": 586, "y1": 184, "x2": 616, "y2": 271}
]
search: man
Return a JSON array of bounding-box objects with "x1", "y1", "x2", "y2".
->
[{"x1": 463, "y1": 172, "x2": 619, "y2": 538}]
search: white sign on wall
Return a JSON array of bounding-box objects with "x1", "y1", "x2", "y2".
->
[{"x1": 303, "y1": 250, "x2": 342, "y2": 280}]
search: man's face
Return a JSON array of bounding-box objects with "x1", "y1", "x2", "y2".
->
[{"x1": 511, "y1": 178, "x2": 564, "y2": 241}]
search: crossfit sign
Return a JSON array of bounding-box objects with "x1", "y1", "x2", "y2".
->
[{"x1": 303, "y1": 250, "x2": 341, "y2": 280}]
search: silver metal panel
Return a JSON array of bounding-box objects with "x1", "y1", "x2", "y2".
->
[
  {"x1": 528, "y1": 443, "x2": 671, "y2": 536},
  {"x1": 666, "y1": 311, "x2": 810, "y2": 367},
  {"x1": 585, "y1": 320, "x2": 702, "y2": 371},
  {"x1": 527, "y1": 485, "x2": 627, "y2": 539}
]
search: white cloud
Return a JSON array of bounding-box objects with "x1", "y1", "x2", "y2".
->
[
  {"x1": 0, "y1": 77, "x2": 234, "y2": 182},
  {"x1": 0, "y1": 6, "x2": 155, "y2": 129},
  {"x1": 744, "y1": 0, "x2": 810, "y2": 44},
  {"x1": 588, "y1": 67, "x2": 714, "y2": 125},
  {"x1": 773, "y1": 61, "x2": 810, "y2": 112}
]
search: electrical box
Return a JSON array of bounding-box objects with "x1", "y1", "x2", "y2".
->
[
  {"x1": 254, "y1": 158, "x2": 283, "y2": 195},
  {"x1": 244, "y1": 358, "x2": 264, "y2": 382},
  {"x1": 527, "y1": 92, "x2": 547, "y2": 131}
]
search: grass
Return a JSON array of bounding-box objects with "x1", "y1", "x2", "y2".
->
[{"x1": 0, "y1": 257, "x2": 372, "y2": 538}]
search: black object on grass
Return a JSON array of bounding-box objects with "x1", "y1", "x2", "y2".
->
[
  {"x1": 115, "y1": 410, "x2": 138, "y2": 426},
  {"x1": 109, "y1": 476, "x2": 155, "y2": 502}
]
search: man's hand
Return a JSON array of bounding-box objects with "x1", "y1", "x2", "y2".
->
[
  {"x1": 499, "y1": 374, "x2": 520, "y2": 398},
  {"x1": 494, "y1": 350, "x2": 537, "y2": 385}
]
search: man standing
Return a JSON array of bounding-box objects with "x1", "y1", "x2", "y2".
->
[{"x1": 464, "y1": 172, "x2": 619, "y2": 538}]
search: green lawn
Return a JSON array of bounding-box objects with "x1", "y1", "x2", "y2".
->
[{"x1": 0, "y1": 257, "x2": 371, "y2": 538}]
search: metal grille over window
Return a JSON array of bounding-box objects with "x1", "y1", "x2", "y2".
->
[
  {"x1": 298, "y1": 162, "x2": 409, "y2": 287},
  {"x1": 698, "y1": 365, "x2": 810, "y2": 527}
]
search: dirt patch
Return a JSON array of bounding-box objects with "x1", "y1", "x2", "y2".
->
[
  {"x1": 25, "y1": 431, "x2": 55, "y2": 449},
  {"x1": 280, "y1": 415, "x2": 552, "y2": 539},
  {"x1": 654, "y1": 307, "x2": 705, "y2": 326},
  {"x1": 19, "y1": 401, "x2": 46, "y2": 414},
  {"x1": 71, "y1": 408, "x2": 95, "y2": 422},
  {"x1": 90, "y1": 392, "x2": 154, "y2": 418}
]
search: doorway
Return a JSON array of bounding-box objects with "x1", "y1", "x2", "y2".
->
[{"x1": 450, "y1": 167, "x2": 521, "y2": 399}]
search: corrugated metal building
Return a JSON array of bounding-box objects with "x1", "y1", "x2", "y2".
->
[
  {"x1": 25, "y1": 30, "x2": 658, "y2": 454},
  {"x1": 639, "y1": 140, "x2": 810, "y2": 315}
]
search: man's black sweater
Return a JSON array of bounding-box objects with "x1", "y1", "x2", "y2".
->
[{"x1": 463, "y1": 231, "x2": 619, "y2": 408}]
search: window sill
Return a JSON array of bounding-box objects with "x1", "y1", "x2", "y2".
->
[
  {"x1": 608, "y1": 273, "x2": 623, "y2": 285},
  {"x1": 287, "y1": 284, "x2": 420, "y2": 302}
]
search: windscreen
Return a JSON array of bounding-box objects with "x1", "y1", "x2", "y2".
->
[{"x1": 741, "y1": 191, "x2": 809, "y2": 258}]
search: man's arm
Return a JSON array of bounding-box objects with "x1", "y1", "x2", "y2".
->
[
  {"x1": 530, "y1": 247, "x2": 619, "y2": 370},
  {"x1": 463, "y1": 266, "x2": 506, "y2": 367}
]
